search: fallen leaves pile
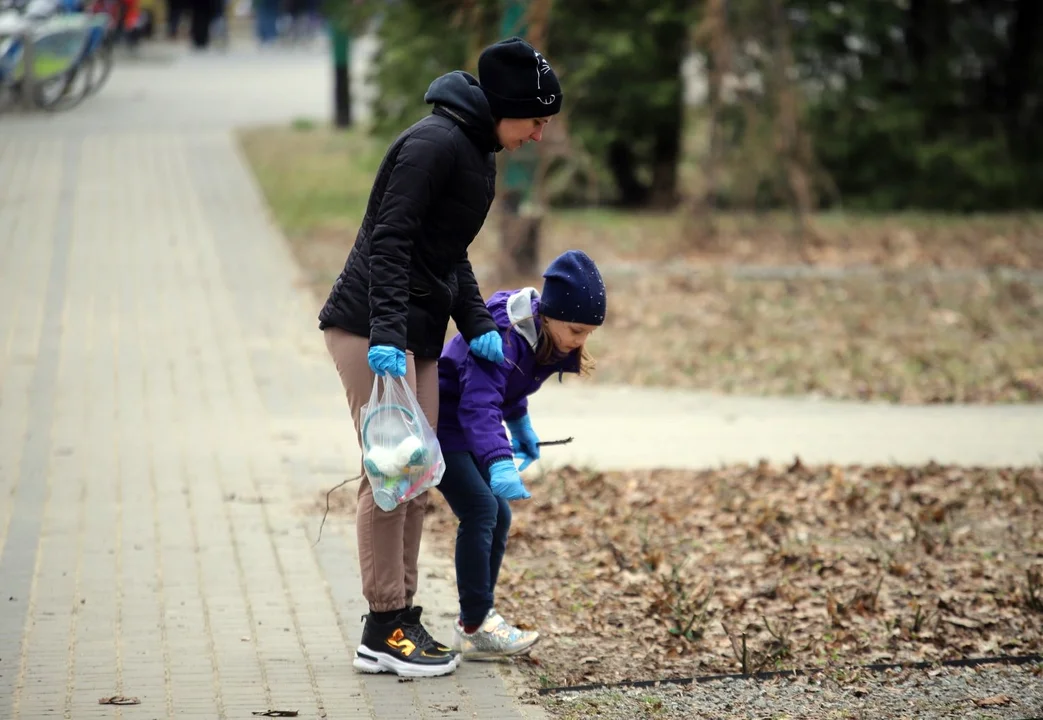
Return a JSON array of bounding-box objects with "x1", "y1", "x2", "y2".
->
[
  {"x1": 421, "y1": 461, "x2": 1043, "y2": 688},
  {"x1": 586, "y1": 272, "x2": 1043, "y2": 403}
]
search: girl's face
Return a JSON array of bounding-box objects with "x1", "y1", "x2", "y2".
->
[{"x1": 544, "y1": 318, "x2": 598, "y2": 354}]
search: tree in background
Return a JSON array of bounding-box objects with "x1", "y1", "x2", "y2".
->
[
  {"x1": 767, "y1": 0, "x2": 817, "y2": 236},
  {"x1": 689, "y1": 0, "x2": 730, "y2": 239},
  {"x1": 367, "y1": 0, "x2": 496, "y2": 138},
  {"x1": 685, "y1": 0, "x2": 825, "y2": 246},
  {"x1": 350, "y1": 0, "x2": 1043, "y2": 219},
  {"x1": 365, "y1": 0, "x2": 693, "y2": 212},
  {"x1": 789, "y1": 0, "x2": 1043, "y2": 211},
  {"x1": 548, "y1": 0, "x2": 693, "y2": 209}
]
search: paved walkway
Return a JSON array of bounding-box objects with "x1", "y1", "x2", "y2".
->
[
  {"x1": 1, "y1": 35, "x2": 1042, "y2": 720},
  {"x1": 0, "y1": 41, "x2": 541, "y2": 720},
  {"x1": 529, "y1": 384, "x2": 1043, "y2": 470}
]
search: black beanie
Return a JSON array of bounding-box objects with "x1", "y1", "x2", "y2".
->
[
  {"x1": 539, "y1": 250, "x2": 606, "y2": 326},
  {"x1": 478, "y1": 36, "x2": 563, "y2": 119}
]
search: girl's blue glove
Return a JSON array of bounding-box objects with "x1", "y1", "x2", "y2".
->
[
  {"x1": 506, "y1": 414, "x2": 540, "y2": 471},
  {"x1": 368, "y1": 345, "x2": 406, "y2": 378},
  {"x1": 489, "y1": 459, "x2": 531, "y2": 501},
  {"x1": 469, "y1": 330, "x2": 505, "y2": 364}
]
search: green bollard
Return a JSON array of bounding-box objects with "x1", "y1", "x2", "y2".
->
[{"x1": 330, "y1": 26, "x2": 351, "y2": 128}]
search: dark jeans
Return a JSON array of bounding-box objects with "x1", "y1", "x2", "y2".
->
[{"x1": 437, "y1": 452, "x2": 512, "y2": 627}]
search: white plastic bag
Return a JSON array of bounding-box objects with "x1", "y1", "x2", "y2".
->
[{"x1": 360, "y1": 375, "x2": 445, "y2": 512}]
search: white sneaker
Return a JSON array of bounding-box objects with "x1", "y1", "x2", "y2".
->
[{"x1": 452, "y1": 608, "x2": 540, "y2": 660}]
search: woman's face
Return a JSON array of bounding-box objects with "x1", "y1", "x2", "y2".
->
[
  {"x1": 544, "y1": 317, "x2": 597, "y2": 354},
  {"x1": 496, "y1": 117, "x2": 551, "y2": 151}
]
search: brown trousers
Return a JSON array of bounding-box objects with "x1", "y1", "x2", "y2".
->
[{"x1": 323, "y1": 328, "x2": 439, "y2": 612}]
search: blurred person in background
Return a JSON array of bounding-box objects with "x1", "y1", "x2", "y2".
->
[
  {"x1": 164, "y1": 0, "x2": 182, "y2": 38},
  {"x1": 187, "y1": 0, "x2": 215, "y2": 48},
  {"x1": 253, "y1": 0, "x2": 277, "y2": 44}
]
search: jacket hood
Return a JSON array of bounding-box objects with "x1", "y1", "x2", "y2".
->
[
  {"x1": 425, "y1": 71, "x2": 501, "y2": 153},
  {"x1": 490, "y1": 288, "x2": 580, "y2": 375}
]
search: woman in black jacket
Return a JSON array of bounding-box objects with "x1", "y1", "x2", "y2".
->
[{"x1": 319, "y1": 36, "x2": 562, "y2": 678}]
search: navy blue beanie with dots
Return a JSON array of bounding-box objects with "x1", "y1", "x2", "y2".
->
[{"x1": 538, "y1": 250, "x2": 606, "y2": 326}]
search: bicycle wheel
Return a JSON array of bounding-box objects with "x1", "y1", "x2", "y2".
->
[
  {"x1": 34, "y1": 54, "x2": 92, "y2": 111},
  {"x1": 84, "y1": 37, "x2": 112, "y2": 95}
]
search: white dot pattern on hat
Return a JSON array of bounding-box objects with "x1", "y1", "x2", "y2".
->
[{"x1": 539, "y1": 250, "x2": 606, "y2": 324}]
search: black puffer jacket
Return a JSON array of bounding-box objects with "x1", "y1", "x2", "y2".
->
[{"x1": 318, "y1": 71, "x2": 501, "y2": 359}]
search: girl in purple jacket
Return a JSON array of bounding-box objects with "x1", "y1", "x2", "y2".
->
[{"x1": 435, "y1": 250, "x2": 606, "y2": 659}]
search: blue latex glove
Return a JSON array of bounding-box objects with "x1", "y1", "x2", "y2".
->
[
  {"x1": 489, "y1": 459, "x2": 531, "y2": 501},
  {"x1": 368, "y1": 345, "x2": 407, "y2": 378},
  {"x1": 469, "y1": 330, "x2": 505, "y2": 364},
  {"x1": 506, "y1": 414, "x2": 540, "y2": 471}
]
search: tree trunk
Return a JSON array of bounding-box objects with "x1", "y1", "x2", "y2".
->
[
  {"x1": 905, "y1": 0, "x2": 950, "y2": 74},
  {"x1": 1005, "y1": 0, "x2": 1042, "y2": 131},
  {"x1": 905, "y1": 0, "x2": 929, "y2": 69},
  {"x1": 607, "y1": 140, "x2": 649, "y2": 207},
  {"x1": 690, "y1": 0, "x2": 731, "y2": 238},
  {"x1": 767, "y1": 0, "x2": 815, "y2": 239},
  {"x1": 497, "y1": 189, "x2": 542, "y2": 282},
  {"x1": 647, "y1": 15, "x2": 687, "y2": 210},
  {"x1": 648, "y1": 121, "x2": 682, "y2": 209}
]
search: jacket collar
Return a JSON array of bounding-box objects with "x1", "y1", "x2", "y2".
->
[{"x1": 433, "y1": 105, "x2": 502, "y2": 154}]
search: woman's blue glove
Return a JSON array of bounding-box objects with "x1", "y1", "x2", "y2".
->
[
  {"x1": 506, "y1": 414, "x2": 540, "y2": 471},
  {"x1": 368, "y1": 345, "x2": 407, "y2": 378},
  {"x1": 469, "y1": 330, "x2": 505, "y2": 364},
  {"x1": 489, "y1": 459, "x2": 531, "y2": 501}
]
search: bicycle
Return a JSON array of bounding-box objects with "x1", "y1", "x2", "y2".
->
[{"x1": 0, "y1": 0, "x2": 113, "y2": 113}]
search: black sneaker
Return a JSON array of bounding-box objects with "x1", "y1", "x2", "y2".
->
[
  {"x1": 353, "y1": 607, "x2": 459, "y2": 678},
  {"x1": 401, "y1": 606, "x2": 457, "y2": 656}
]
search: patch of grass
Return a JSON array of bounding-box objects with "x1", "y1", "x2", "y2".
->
[
  {"x1": 291, "y1": 117, "x2": 318, "y2": 131},
  {"x1": 238, "y1": 123, "x2": 383, "y2": 238}
]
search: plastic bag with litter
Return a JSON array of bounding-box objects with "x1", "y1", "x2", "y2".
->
[{"x1": 360, "y1": 375, "x2": 445, "y2": 512}]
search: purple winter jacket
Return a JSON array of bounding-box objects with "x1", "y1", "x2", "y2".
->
[{"x1": 437, "y1": 288, "x2": 580, "y2": 469}]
